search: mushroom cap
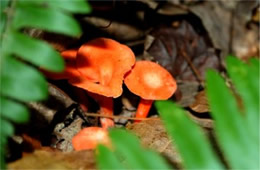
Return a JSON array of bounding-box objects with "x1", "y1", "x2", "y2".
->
[
  {"x1": 42, "y1": 49, "x2": 80, "y2": 80},
  {"x1": 70, "y1": 38, "x2": 135, "y2": 98},
  {"x1": 124, "y1": 61, "x2": 177, "y2": 100},
  {"x1": 72, "y1": 127, "x2": 110, "y2": 151}
]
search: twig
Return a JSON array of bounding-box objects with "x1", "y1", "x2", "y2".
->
[
  {"x1": 180, "y1": 49, "x2": 204, "y2": 86},
  {"x1": 84, "y1": 112, "x2": 160, "y2": 121}
]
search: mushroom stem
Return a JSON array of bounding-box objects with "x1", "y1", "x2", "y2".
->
[
  {"x1": 135, "y1": 99, "x2": 154, "y2": 123},
  {"x1": 99, "y1": 97, "x2": 114, "y2": 129},
  {"x1": 88, "y1": 92, "x2": 114, "y2": 129}
]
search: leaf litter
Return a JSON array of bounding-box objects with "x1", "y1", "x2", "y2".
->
[{"x1": 7, "y1": 1, "x2": 258, "y2": 169}]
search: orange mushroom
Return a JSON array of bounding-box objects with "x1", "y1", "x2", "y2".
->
[
  {"x1": 69, "y1": 38, "x2": 135, "y2": 128},
  {"x1": 72, "y1": 127, "x2": 110, "y2": 150},
  {"x1": 43, "y1": 38, "x2": 135, "y2": 128},
  {"x1": 124, "y1": 61, "x2": 177, "y2": 122}
]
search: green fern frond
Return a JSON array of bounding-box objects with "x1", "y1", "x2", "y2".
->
[{"x1": 0, "y1": 0, "x2": 91, "y2": 168}]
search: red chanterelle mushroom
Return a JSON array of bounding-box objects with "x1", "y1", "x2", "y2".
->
[
  {"x1": 43, "y1": 38, "x2": 135, "y2": 128},
  {"x1": 124, "y1": 61, "x2": 177, "y2": 122},
  {"x1": 72, "y1": 127, "x2": 110, "y2": 150},
  {"x1": 69, "y1": 38, "x2": 135, "y2": 128}
]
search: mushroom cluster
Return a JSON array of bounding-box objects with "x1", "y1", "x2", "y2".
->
[
  {"x1": 44, "y1": 38, "x2": 135, "y2": 129},
  {"x1": 43, "y1": 38, "x2": 177, "y2": 150}
]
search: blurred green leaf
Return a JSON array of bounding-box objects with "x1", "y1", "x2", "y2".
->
[
  {"x1": 0, "y1": 55, "x2": 48, "y2": 101},
  {"x1": 0, "y1": 148, "x2": 5, "y2": 169},
  {"x1": 249, "y1": 58, "x2": 259, "y2": 68},
  {"x1": 206, "y1": 70, "x2": 259, "y2": 169},
  {"x1": 0, "y1": 96, "x2": 29, "y2": 123},
  {"x1": 0, "y1": 118, "x2": 14, "y2": 137},
  {"x1": 0, "y1": 0, "x2": 91, "y2": 168},
  {"x1": 98, "y1": 129, "x2": 171, "y2": 169},
  {"x1": 22, "y1": 0, "x2": 91, "y2": 13},
  {"x1": 12, "y1": 3, "x2": 81, "y2": 36},
  {"x1": 48, "y1": 0, "x2": 92, "y2": 13},
  {"x1": 5, "y1": 31, "x2": 64, "y2": 72},
  {"x1": 96, "y1": 145, "x2": 124, "y2": 170},
  {"x1": 226, "y1": 56, "x2": 259, "y2": 140},
  {"x1": 110, "y1": 129, "x2": 171, "y2": 169},
  {"x1": 0, "y1": 118, "x2": 14, "y2": 169},
  {"x1": 0, "y1": 0, "x2": 9, "y2": 38},
  {"x1": 155, "y1": 101, "x2": 223, "y2": 169}
]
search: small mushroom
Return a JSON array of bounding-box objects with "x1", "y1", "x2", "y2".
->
[
  {"x1": 69, "y1": 38, "x2": 135, "y2": 128},
  {"x1": 124, "y1": 61, "x2": 177, "y2": 122},
  {"x1": 72, "y1": 127, "x2": 110, "y2": 150}
]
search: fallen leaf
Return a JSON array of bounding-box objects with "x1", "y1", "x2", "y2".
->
[
  {"x1": 189, "y1": 90, "x2": 209, "y2": 113},
  {"x1": 8, "y1": 150, "x2": 96, "y2": 169},
  {"x1": 82, "y1": 17, "x2": 144, "y2": 41},
  {"x1": 190, "y1": 1, "x2": 258, "y2": 60},
  {"x1": 146, "y1": 21, "x2": 221, "y2": 82},
  {"x1": 126, "y1": 119, "x2": 182, "y2": 166},
  {"x1": 175, "y1": 81, "x2": 200, "y2": 107}
]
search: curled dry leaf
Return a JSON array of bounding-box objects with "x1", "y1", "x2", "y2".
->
[
  {"x1": 189, "y1": 90, "x2": 210, "y2": 113},
  {"x1": 187, "y1": 112, "x2": 213, "y2": 129},
  {"x1": 82, "y1": 17, "x2": 144, "y2": 41},
  {"x1": 156, "y1": 2, "x2": 188, "y2": 16},
  {"x1": 175, "y1": 81, "x2": 200, "y2": 107}
]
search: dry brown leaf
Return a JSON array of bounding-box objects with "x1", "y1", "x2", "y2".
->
[
  {"x1": 175, "y1": 81, "x2": 200, "y2": 107},
  {"x1": 190, "y1": 1, "x2": 258, "y2": 60},
  {"x1": 82, "y1": 17, "x2": 144, "y2": 41},
  {"x1": 8, "y1": 150, "x2": 96, "y2": 170},
  {"x1": 127, "y1": 119, "x2": 182, "y2": 166},
  {"x1": 189, "y1": 90, "x2": 209, "y2": 113},
  {"x1": 146, "y1": 21, "x2": 221, "y2": 82}
]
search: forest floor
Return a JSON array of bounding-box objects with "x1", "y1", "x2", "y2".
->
[{"x1": 8, "y1": 1, "x2": 259, "y2": 169}]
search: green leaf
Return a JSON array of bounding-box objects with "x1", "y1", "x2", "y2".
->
[
  {"x1": 155, "y1": 101, "x2": 223, "y2": 169},
  {"x1": 96, "y1": 145, "x2": 125, "y2": 170},
  {"x1": 0, "y1": 117, "x2": 14, "y2": 170},
  {"x1": 206, "y1": 70, "x2": 259, "y2": 169},
  {"x1": 12, "y1": 3, "x2": 81, "y2": 36},
  {"x1": 0, "y1": 0, "x2": 9, "y2": 38},
  {"x1": 0, "y1": 96, "x2": 29, "y2": 123},
  {"x1": 5, "y1": 31, "x2": 64, "y2": 72},
  {"x1": 0, "y1": 149, "x2": 5, "y2": 170},
  {"x1": 0, "y1": 55, "x2": 48, "y2": 101},
  {"x1": 18, "y1": 0, "x2": 91, "y2": 14},
  {"x1": 108, "y1": 129, "x2": 171, "y2": 169},
  {"x1": 249, "y1": 57, "x2": 259, "y2": 69},
  {"x1": 47, "y1": 0, "x2": 92, "y2": 13},
  {"x1": 0, "y1": 118, "x2": 14, "y2": 137},
  {"x1": 226, "y1": 56, "x2": 259, "y2": 141}
]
